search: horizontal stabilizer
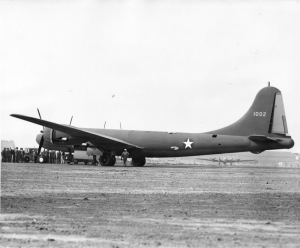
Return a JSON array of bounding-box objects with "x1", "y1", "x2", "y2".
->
[{"x1": 248, "y1": 135, "x2": 279, "y2": 142}]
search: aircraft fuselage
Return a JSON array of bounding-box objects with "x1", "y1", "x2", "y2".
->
[{"x1": 44, "y1": 127, "x2": 294, "y2": 158}]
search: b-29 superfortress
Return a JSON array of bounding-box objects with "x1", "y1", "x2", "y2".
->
[{"x1": 11, "y1": 86, "x2": 294, "y2": 166}]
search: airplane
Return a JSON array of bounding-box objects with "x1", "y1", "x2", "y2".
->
[
  {"x1": 11, "y1": 85, "x2": 294, "y2": 167},
  {"x1": 197, "y1": 157, "x2": 258, "y2": 165}
]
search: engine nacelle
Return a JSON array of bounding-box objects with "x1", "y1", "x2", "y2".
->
[
  {"x1": 43, "y1": 127, "x2": 85, "y2": 145},
  {"x1": 50, "y1": 129, "x2": 70, "y2": 144},
  {"x1": 51, "y1": 130, "x2": 67, "y2": 143}
]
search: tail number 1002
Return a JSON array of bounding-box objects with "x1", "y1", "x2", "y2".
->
[{"x1": 253, "y1": 112, "x2": 266, "y2": 117}]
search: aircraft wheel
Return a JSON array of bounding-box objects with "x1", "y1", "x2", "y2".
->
[
  {"x1": 39, "y1": 156, "x2": 46, "y2": 163},
  {"x1": 24, "y1": 156, "x2": 30, "y2": 163},
  {"x1": 99, "y1": 153, "x2": 114, "y2": 166},
  {"x1": 132, "y1": 157, "x2": 146, "y2": 167}
]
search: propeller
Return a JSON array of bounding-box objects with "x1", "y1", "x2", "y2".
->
[
  {"x1": 35, "y1": 135, "x2": 44, "y2": 163},
  {"x1": 37, "y1": 108, "x2": 44, "y2": 131},
  {"x1": 34, "y1": 108, "x2": 44, "y2": 163},
  {"x1": 69, "y1": 116, "x2": 73, "y2": 125}
]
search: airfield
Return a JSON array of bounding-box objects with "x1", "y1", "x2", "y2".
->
[{"x1": 1, "y1": 161, "x2": 300, "y2": 248}]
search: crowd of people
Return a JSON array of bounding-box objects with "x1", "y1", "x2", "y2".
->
[
  {"x1": 1, "y1": 147, "x2": 66, "y2": 164},
  {"x1": 1, "y1": 147, "x2": 25, "y2": 162},
  {"x1": 40, "y1": 149, "x2": 65, "y2": 164},
  {"x1": 2, "y1": 147, "x2": 130, "y2": 165}
]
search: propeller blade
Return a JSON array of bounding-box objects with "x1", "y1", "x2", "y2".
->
[
  {"x1": 35, "y1": 135, "x2": 44, "y2": 163},
  {"x1": 37, "y1": 108, "x2": 42, "y2": 119},
  {"x1": 70, "y1": 116, "x2": 73, "y2": 125},
  {"x1": 37, "y1": 108, "x2": 44, "y2": 129},
  {"x1": 120, "y1": 122, "x2": 122, "y2": 130},
  {"x1": 104, "y1": 121, "x2": 106, "y2": 129}
]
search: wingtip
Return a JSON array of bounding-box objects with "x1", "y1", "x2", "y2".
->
[{"x1": 10, "y1": 114, "x2": 25, "y2": 118}]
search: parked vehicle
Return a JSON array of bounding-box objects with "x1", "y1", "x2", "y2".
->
[{"x1": 24, "y1": 148, "x2": 38, "y2": 163}]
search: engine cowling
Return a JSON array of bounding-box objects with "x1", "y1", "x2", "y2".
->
[
  {"x1": 43, "y1": 127, "x2": 84, "y2": 145},
  {"x1": 50, "y1": 129, "x2": 70, "y2": 143}
]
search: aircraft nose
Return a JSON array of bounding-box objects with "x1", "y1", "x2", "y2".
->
[{"x1": 36, "y1": 133, "x2": 43, "y2": 145}]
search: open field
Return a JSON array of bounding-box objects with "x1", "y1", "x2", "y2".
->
[{"x1": 1, "y1": 161, "x2": 300, "y2": 247}]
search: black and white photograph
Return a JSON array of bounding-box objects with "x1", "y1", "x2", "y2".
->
[{"x1": 1, "y1": 0, "x2": 300, "y2": 247}]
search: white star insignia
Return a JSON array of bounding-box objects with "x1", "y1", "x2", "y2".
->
[{"x1": 183, "y1": 138, "x2": 193, "y2": 149}]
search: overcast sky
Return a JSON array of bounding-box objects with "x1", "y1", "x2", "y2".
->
[{"x1": 1, "y1": 0, "x2": 299, "y2": 152}]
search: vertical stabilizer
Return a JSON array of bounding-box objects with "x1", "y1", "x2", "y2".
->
[{"x1": 207, "y1": 86, "x2": 289, "y2": 136}]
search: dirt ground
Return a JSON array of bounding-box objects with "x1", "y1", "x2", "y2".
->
[{"x1": 1, "y1": 161, "x2": 300, "y2": 248}]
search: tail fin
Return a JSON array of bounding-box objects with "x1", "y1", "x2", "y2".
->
[{"x1": 208, "y1": 86, "x2": 290, "y2": 136}]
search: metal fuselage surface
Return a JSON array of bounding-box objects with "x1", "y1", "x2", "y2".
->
[{"x1": 45, "y1": 128, "x2": 294, "y2": 158}]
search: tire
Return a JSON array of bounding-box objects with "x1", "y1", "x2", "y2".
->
[
  {"x1": 65, "y1": 154, "x2": 73, "y2": 164},
  {"x1": 99, "y1": 153, "x2": 114, "y2": 166},
  {"x1": 132, "y1": 157, "x2": 146, "y2": 167},
  {"x1": 84, "y1": 162, "x2": 88, "y2": 165},
  {"x1": 24, "y1": 156, "x2": 30, "y2": 163},
  {"x1": 39, "y1": 157, "x2": 44, "y2": 163}
]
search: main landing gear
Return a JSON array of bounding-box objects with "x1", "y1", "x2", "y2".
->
[
  {"x1": 98, "y1": 152, "x2": 146, "y2": 167},
  {"x1": 99, "y1": 153, "x2": 116, "y2": 166},
  {"x1": 131, "y1": 157, "x2": 146, "y2": 167}
]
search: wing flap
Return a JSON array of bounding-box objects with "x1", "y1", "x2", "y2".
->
[{"x1": 11, "y1": 114, "x2": 144, "y2": 149}]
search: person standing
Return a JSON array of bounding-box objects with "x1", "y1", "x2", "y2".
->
[
  {"x1": 15, "y1": 147, "x2": 19, "y2": 162},
  {"x1": 51, "y1": 151, "x2": 54, "y2": 164},
  {"x1": 32, "y1": 149, "x2": 36, "y2": 163},
  {"x1": 52, "y1": 151, "x2": 56, "y2": 164},
  {"x1": 61, "y1": 152, "x2": 65, "y2": 164},
  {"x1": 92, "y1": 155, "x2": 97, "y2": 165},
  {"x1": 53, "y1": 151, "x2": 56, "y2": 164},
  {"x1": 17, "y1": 148, "x2": 21, "y2": 163},
  {"x1": 57, "y1": 151, "x2": 61, "y2": 164},
  {"x1": 22, "y1": 148, "x2": 25, "y2": 161},
  {"x1": 1, "y1": 148, "x2": 6, "y2": 162},
  {"x1": 49, "y1": 150, "x2": 52, "y2": 163},
  {"x1": 20, "y1": 148, "x2": 24, "y2": 163},
  {"x1": 11, "y1": 148, "x2": 15, "y2": 163},
  {"x1": 46, "y1": 149, "x2": 50, "y2": 163},
  {"x1": 121, "y1": 149, "x2": 129, "y2": 166},
  {"x1": 6, "y1": 148, "x2": 12, "y2": 162}
]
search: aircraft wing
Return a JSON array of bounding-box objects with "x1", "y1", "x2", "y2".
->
[{"x1": 10, "y1": 114, "x2": 144, "y2": 149}]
